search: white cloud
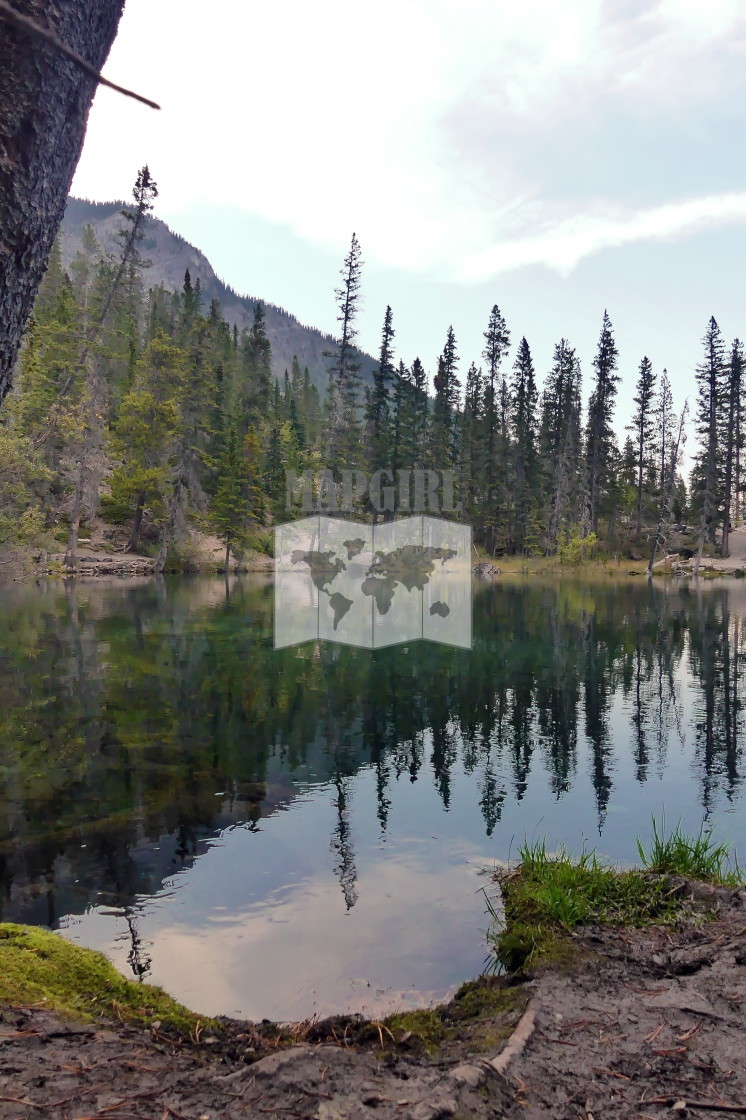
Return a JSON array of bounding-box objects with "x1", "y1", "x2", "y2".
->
[
  {"x1": 460, "y1": 192, "x2": 746, "y2": 279},
  {"x1": 72, "y1": 0, "x2": 746, "y2": 278}
]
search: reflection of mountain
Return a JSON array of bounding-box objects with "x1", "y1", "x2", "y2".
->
[{"x1": 1, "y1": 578, "x2": 745, "y2": 950}]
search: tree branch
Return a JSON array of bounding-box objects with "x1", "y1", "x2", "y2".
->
[{"x1": 0, "y1": 0, "x2": 160, "y2": 109}]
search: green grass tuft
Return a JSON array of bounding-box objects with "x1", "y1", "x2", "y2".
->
[
  {"x1": 489, "y1": 825, "x2": 743, "y2": 973},
  {"x1": 636, "y1": 818, "x2": 743, "y2": 886}
]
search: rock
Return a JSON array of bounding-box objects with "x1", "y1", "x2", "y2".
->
[
  {"x1": 473, "y1": 562, "x2": 501, "y2": 577},
  {"x1": 449, "y1": 1062, "x2": 485, "y2": 1089},
  {"x1": 410, "y1": 1099, "x2": 459, "y2": 1120}
]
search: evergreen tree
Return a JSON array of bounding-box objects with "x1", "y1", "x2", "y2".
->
[
  {"x1": 511, "y1": 337, "x2": 539, "y2": 553},
  {"x1": 209, "y1": 423, "x2": 249, "y2": 570},
  {"x1": 482, "y1": 305, "x2": 511, "y2": 541},
  {"x1": 628, "y1": 356, "x2": 656, "y2": 538},
  {"x1": 263, "y1": 425, "x2": 288, "y2": 522},
  {"x1": 721, "y1": 339, "x2": 744, "y2": 557},
  {"x1": 540, "y1": 340, "x2": 583, "y2": 551},
  {"x1": 693, "y1": 317, "x2": 727, "y2": 569},
  {"x1": 429, "y1": 326, "x2": 460, "y2": 470},
  {"x1": 585, "y1": 311, "x2": 620, "y2": 533},
  {"x1": 240, "y1": 302, "x2": 273, "y2": 424},
  {"x1": 365, "y1": 305, "x2": 395, "y2": 477},
  {"x1": 656, "y1": 370, "x2": 675, "y2": 495},
  {"x1": 460, "y1": 362, "x2": 483, "y2": 522},
  {"x1": 324, "y1": 233, "x2": 364, "y2": 472}
]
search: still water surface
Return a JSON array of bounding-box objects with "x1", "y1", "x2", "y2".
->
[{"x1": 0, "y1": 575, "x2": 743, "y2": 1019}]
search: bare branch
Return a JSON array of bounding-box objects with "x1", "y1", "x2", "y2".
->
[{"x1": 0, "y1": 0, "x2": 160, "y2": 109}]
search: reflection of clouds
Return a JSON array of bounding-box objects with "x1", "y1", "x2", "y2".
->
[{"x1": 65, "y1": 828, "x2": 493, "y2": 1022}]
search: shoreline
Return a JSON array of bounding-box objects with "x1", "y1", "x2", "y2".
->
[{"x1": 2, "y1": 855, "x2": 744, "y2": 1119}]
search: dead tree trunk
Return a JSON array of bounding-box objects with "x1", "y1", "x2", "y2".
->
[{"x1": 0, "y1": 0, "x2": 126, "y2": 404}]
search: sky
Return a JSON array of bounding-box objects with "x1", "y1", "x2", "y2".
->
[{"x1": 71, "y1": 0, "x2": 746, "y2": 438}]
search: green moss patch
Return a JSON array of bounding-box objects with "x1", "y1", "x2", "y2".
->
[
  {"x1": 378, "y1": 976, "x2": 527, "y2": 1057},
  {"x1": 0, "y1": 923, "x2": 210, "y2": 1035}
]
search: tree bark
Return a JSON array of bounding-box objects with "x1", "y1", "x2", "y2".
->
[{"x1": 0, "y1": 0, "x2": 125, "y2": 404}]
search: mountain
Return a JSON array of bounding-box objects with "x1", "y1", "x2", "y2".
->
[{"x1": 60, "y1": 197, "x2": 377, "y2": 392}]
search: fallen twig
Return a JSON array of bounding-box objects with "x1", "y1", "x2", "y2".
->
[{"x1": 642, "y1": 1098, "x2": 746, "y2": 1114}]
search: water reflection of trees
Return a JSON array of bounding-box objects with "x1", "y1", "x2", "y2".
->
[{"x1": 0, "y1": 578, "x2": 744, "y2": 931}]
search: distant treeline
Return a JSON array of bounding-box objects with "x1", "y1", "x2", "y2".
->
[{"x1": 0, "y1": 167, "x2": 743, "y2": 566}]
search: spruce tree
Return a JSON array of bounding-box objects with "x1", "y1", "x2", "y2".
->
[
  {"x1": 511, "y1": 337, "x2": 539, "y2": 553},
  {"x1": 365, "y1": 305, "x2": 395, "y2": 477},
  {"x1": 656, "y1": 370, "x2": 675, "y2": 494},
  {"x1": 628, "y1": 356, "x2": 656, "y2": 538},
  {"x1": 482, "y1": 305, "x2": 511, "y2": 540},
  {"x1": 585, "y1": 311, "x2": 619, "y2": 533},
  {"x1": 460, "y1": 362, "x2": 483, "y2": 522},
  {"x1": 693, "y1": 317, "x2": 727, "y2": 569},
  {"x1": 540, "y1": 340, "x2": 583, "y2": 551},
  {"x1": 429, "y1": 326, "x2": 460, "y2": 471},
  {"x1": 209, "y1": 423, "x2": 249, "y2": 570},
  {"x1": 324, "y1": 233, "x2": 364, "y2": 473},
  {"x1": 241, "y1": 302, "x2": 273, "y2": 423},
  {"x1": 721, "y1": 339, "x2": 744, "y2": 557}
]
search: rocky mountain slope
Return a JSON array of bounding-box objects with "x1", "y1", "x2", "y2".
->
[{"x1": 61, "y1": 197, "x2": 377, "y2": 392}]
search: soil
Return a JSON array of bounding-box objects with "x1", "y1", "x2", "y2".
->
[
  {"x1": 29, "y1": 521, "x2": 275, "y2": 577},
  {"x1": 1, "y1": 879, "x2": 744, "y2": 1119}
]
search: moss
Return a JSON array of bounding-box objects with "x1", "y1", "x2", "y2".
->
[
  {"x1": 0, "y1": 923, "x2": 212, "y2": 1035},
  {"x1": 379, "y1": 976, "x2": 527, "y2": 1057},
  {"x1": 384, "y1": 1007, "x2": 449, "y2": 1052},
  {"x1": 449, "y1": 976, "x2": 522, "y2": 1021}
]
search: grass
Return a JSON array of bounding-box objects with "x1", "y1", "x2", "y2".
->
[
  {"x1": 636, "y1": 818, "x2": 743, "y2": 886},
  {"x1": 489, "y1": 824, "x2": 743, "y2": 973},
  {"x1": 0, "y1": 923, "x2": 213, "y2": 1035}
]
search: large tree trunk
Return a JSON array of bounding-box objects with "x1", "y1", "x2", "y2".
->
[{"x1": 0, "y1": 0, "x2": 125, "y2": 404}]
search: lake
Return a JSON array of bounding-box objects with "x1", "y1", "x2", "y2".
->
[{"x1": 0, "y1": 574, "x2": 743, "y2": 1021}]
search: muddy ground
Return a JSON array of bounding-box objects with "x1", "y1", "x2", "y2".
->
[{"x1": 1, "y1": 880, "x2": 745, "y2": 1120}]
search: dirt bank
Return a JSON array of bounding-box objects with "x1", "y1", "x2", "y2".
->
[{"x1": 1, "y1": 878, "x2": 744, "y2": 1119}]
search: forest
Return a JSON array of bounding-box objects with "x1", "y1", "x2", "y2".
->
[{"x1": 0, "y1": 167, "x2": 742, "y2": 572}]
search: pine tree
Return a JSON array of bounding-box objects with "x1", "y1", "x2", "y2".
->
[
  {"x1": 240, "y1": 302, "x2": 273, "y2": 424},
  {"x1": 263, "y1": 425, "x2": 287, "y2": 522},
  {"x1": 324, "y1": 233, "x2": 364, "y2": 472},
  {"x1": 365, "y1": 305, "x2": 395, "y2": 477},
  {"x1": 482, "y1": 305, "x2": 511, "y2": 540},
  {"x1": 628, "y1": 356, "x2": 656, "y2": 538},
  {"x1": 429, "y1": 326, "x2": 460, "y2": 470},
  {"x1": 656, "y1": 370, "x2": 675, "y2": 494},
  {"x1": 460, "y1": 362, "x2": 483, "y2": 522},
  {"x1": 693, "y1": 317, "x2": 727, "y2": 570},
  {"x1": 585, "y1": 311, "x2": 620, "y2": 534},
  {"x1": 511, "y1": 337, "x2": 539, "y2": 553},
  {"x1": 209, "y1": 424, "x2": 249, "y2": 570},
  {"x1": 721, "y1": 339, "x2": 744, "y2": 557},
  {"x1": 107, "y1": 330, "x2": 187, "y2": 552},
  {"x1": 540, "y1": 340, "x2": 583, "y2": 551}
]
